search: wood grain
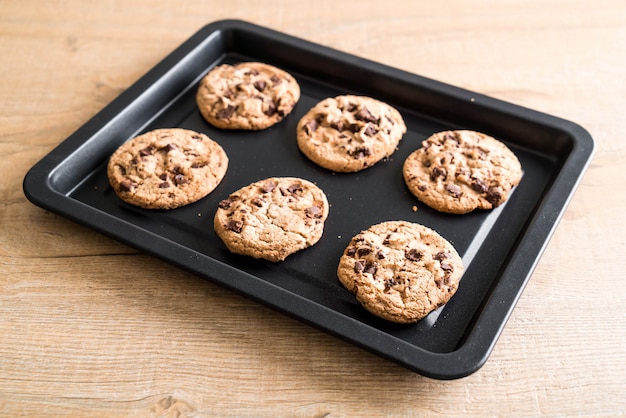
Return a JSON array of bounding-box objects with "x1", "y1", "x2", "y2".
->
[{"x1": 1, "y1": 0, "x2": 625, "y2": 416}]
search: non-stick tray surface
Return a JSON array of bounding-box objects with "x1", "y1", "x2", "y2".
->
[{"x1": 23, "y1": 20, "x2": 594, "y2": 379}]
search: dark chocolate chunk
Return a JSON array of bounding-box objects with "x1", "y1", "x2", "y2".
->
[
  {"x1": 119, "y1": 179, "x2": 134, "y2": 192},
  {"x1": 330, "y1": 120, "x2": 346, "y2": 132},
  {"x1": 354, "y1": 260, "x2": 366, "y2": 273},
  {"x1": 347, "y1": 123, "x2": 361, "y2": 133},
  {"x1": 261, "y1": 181, "x2": 276, "y2": 193},
  {"x1": 263, "y1": 100, "x2": 277, "y2": 116},
  {"x1": 305, "y1": 119, "x2": 318, "y2": 134},
  {"x1": 161, "y1": 143, "x2": 178, "y2": 152},
  {"x1": 348, "y1": 147, "x2": 371, "y2": 159},
  {"x1": 216, "y1": 104, "x2": 237, "y2": 119},
  {"x1": 364, "y1": 262, "x2": 378, "y2": 275},
  {"x1": 354, "y1": 260, "x2": 378, "y2": 275},
  {"x1": 354, "y1": 107, "x2": 377, "y2": 123},
  {"x1": 270, "y1": 75, "x2": 281, "y2": 85},
  {"x1": 383, "y1": 234, "x2": 392, "y2": 245},
  {"x1": 405, "y1": 248, "x2": 423, "y2": 262},
  {"x1": 486, "y1": 186, "x2": 503, "y2": 206},
  {"x1": 173, "y1": 174, "x2": 188, "y2": 186},
  {"x1": 139, "y1": 146, "x2": 155, "y2": 157},
  {"x1": 363, "y1": 124, "x2": 378, "y2": 137},
  {"x1": 218, "y1": 198, "x2": 233, "y2": 209},
  {"x1": 445, "y1": 183, "x2": 462, "y2": 198},
  {"x1": 226, "y1": 220, "x2": 243, "y2": 233},
  {"x1": 444, "y1": 132, "x2": 459, "y2": 143},
  {"x1": 305, "y1": 206, "x2": 322, "y2": 218},
  {"x1": 276, "y1": 101, "x2": 286, "y2": 117},
  {"x1": 356, "y1": 247, "x2": 372, "y2": 257},
  {"x1": 253, "y1": 80, "x2": 266, "y2": 91},
  {"x1": 159, "y1": 182, "x2": 170, "y2": 189},
  {"x1": 191, "y1": 161, "x2": 208, "y2": 169},
  {"x1": 440, "y1": 261, "x2": 454, "y2": 272},
  {"x1": 434, "y1": 251, "x2": 451, "y2": 261},
  {"x1": 287, "y1": 183, "x2": 303, "y2": 195},
  {"x1": 430, "y1": 166, "x2": 447, "y2": 181},
  {"x1": 471, "y1": 178, "x2": 489, "y2": 193}
]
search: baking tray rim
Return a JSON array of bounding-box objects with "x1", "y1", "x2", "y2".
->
[{"x1": 22, "y1": 19, "x2": 595, "y2": 379}]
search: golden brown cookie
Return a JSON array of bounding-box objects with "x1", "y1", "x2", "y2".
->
[
  {"x1": 296, "y1": 95, "x2": 407, "y2": 172},
  {"x1": 214, "y1": 177, "x2": 329, "y2": 262},
  {"x1": 196, "y1": 62, "x2": 300, "y2": 130},
  {"x1": 337, "y1": 221, "x2": 464, "y2": 324},
  {"x1": 403, "y1": 130, "x2": 522, "y2": 214},
  {"x1": 107, "y1": 128, "x2": 228, "y2": 209}
]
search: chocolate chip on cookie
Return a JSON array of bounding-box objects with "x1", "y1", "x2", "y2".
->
[
  {"x1": 196, "y1": 62, "x2": 300, "y2": 130},
  {"x1": 296, "y1": 95, "x2": 407, "y2": 172},
  {"x1": 403, "y1": 130, "x2": 522, "y2": 214},
  {"x1": 214, "y1": 177, "x2": 329, "y2": 262},
  {"x1": 337, "y1": 221, "x2": 464, "y2": 323},
  {"x1": 107, "y1": 128, "x2": 228, "y2": 210}
]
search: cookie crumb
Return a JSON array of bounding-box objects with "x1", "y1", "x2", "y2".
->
[{"x1": 412, "y1": 205, "x2": 418, "y2": 212}]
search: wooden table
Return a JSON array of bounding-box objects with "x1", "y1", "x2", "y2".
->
[{"x1": 2, "y1": 1, "x2": 625, "y2": 415}]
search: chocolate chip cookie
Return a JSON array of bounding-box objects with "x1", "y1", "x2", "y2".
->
[
  {"x1": 403, "y1": 130, "x2": 522, "y2": 214},
  {"x1": 296, "y1": 95, "x2": 407, "y2": 172},
  {"x1": 337, "y1": 221, "x2": 464, "y2": 324},
  {"x1": 196, "y1": 62, "x2": 300, "y2": 130},
  {"x1": 107, "y1": 128, "x2": 228, "y2": 210},
  {"x1": 214, "y1": 177, "x2": 329, "y2": 262}
]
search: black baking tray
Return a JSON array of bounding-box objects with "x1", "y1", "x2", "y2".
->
[{"x1": 23, "y1": 19, "x2": 594, "y2": 379}]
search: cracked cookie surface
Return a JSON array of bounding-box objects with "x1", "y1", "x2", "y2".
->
[
  {"x1": 337, "y1": 221, "x2": 464, "y2": 323},
  {"x1": 214, "y1": 177, "x2": 329, "y2": 262},
  {"x1": 403, "y1": 130, "x2": 522, "y2": 214},
  {"x1": 196, "y1": 62, "x2": 300, "y2": 130},
  {"x1": 296, "y1": 95, "x2": 406, "y2": 172},
  {"x1": 107, "y1": 128, "x2": 228, "y2": 209}
]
